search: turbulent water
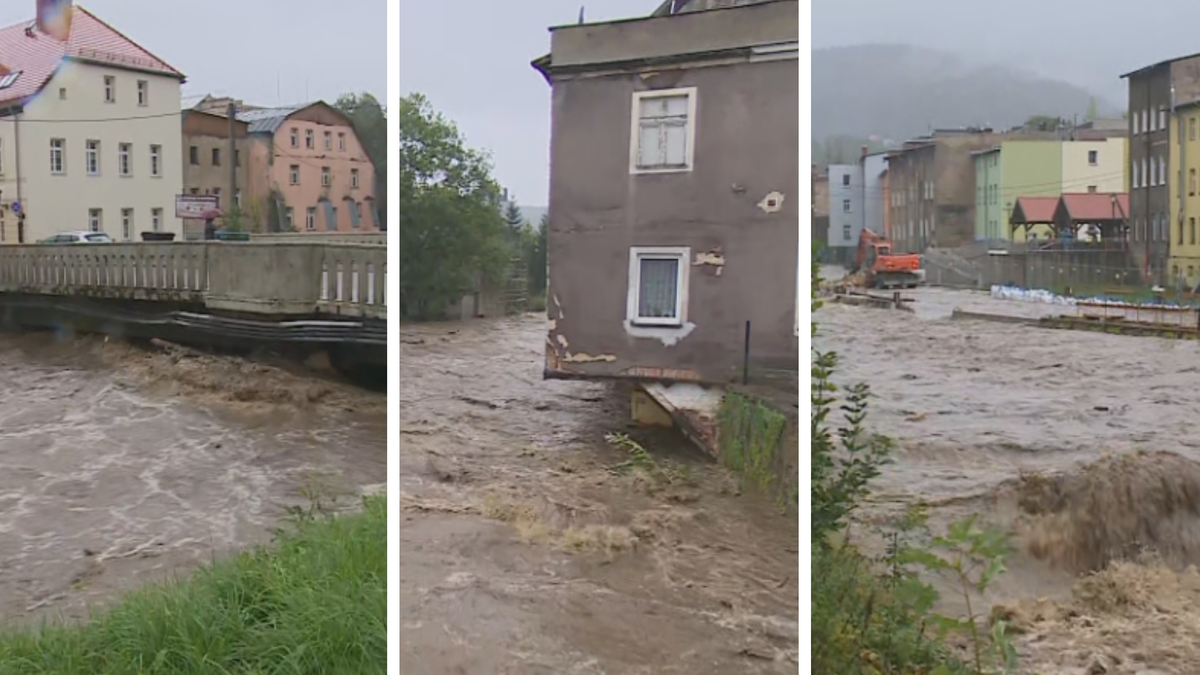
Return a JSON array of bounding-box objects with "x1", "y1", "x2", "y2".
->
[
  {"x1": 399, "y1": 316, "x2": 798, "y2": 674},
  {"x1": 817, "y1": 283, "x2": 1200, "y2": 674},
  {"x1": 0, "y1": 333, "x2": 385, "y2": 626}
]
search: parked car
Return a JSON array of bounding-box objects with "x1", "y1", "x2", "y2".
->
[{"x1": 40, "y1": 231, "x2": 113, "y2": 244}]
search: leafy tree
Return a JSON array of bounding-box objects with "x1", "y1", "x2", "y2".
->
[
  {"x1": 398, "y1": 93, "x2": 509, "y2": 319},
  {"x1": 526, "y1": 213, "x2": 548, "y2": 297},
  {"x1": 335, "y1": 93, "x2": 387, "y2": 228},
  {"x1": 1022, "y1": 114, "x2": 1069, "y2": 132}
]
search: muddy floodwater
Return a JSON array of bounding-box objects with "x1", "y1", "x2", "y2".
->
[
  {"x1": 399, "y1": 316, "x2": 798, "y2": 675},
  {"x1": 0, "y1": 333, "x2": 385, "y2": 626},
  {"x1": 817, "y1": 283, "x2": 1200, "y2": 674}
]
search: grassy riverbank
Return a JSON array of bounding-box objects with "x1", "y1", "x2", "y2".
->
[{"x1": 0, "y1": 496, "x2": 386, "y2": 675}]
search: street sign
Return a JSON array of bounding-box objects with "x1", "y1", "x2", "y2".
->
[
  {"x1": 176, "y1": 194, "x2": 219, "y2": 219},
  {"x1": 11, "y1": 201, "x2": 21, "y2": 215}
]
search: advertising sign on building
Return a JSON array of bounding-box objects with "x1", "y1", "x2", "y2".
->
[{"x1": 175, "y1": 194, "x2": 220, "y2": 219}]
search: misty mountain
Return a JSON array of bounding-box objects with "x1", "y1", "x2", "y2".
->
[{"x1": 812, "y1": 44, "x2": 1120, "y2": 142}]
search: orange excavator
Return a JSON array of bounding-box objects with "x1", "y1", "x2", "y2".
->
[{"x1": 850, "y1": 229, "x2": 924, "y2": 289}]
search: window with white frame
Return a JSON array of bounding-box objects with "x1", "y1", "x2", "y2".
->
[
  {"x1": 1132, "y1": 111, "x2": 1139, "y2": 134},
  {"x1": 1159, "y1": 106, "x2": 1167, "y2": 130},
  {"x1": 1088, "y1": 150, "x2": 1098, "y2": 166},
  {"x1": 321, "y1": 166, "x2": 331, "y2": 186},
  {"x1": 1132, "y1": 160, "x2": 1140, "y2": 188},
  {"x1": 103, "y1": 75, "x2": 114, "y2": 103},
  {"x1": 627, "y1": 247, "x2": 689, "y2": 326},
  {"x1": 1159, "y1": 156, "x2": 1167, "y2": 186},
  {"x1": 306, "y1": 206, "x2": 316, "y2": 230},
  {"x1": 1143, "y1": 158, "x2": 1149, "y2": 187},
  {"x1": 285, "y1": 207, "x2": 294, "y2": 230},
  {"x1": 338, "y1": 132, "x2": 346, "y2": 151},
  {"x1": 842, "y1": 199, "x2": 851, "y2": 213},
  {"x1": 86, "y1": 139, "x2": 99, "y2": 175},
  {"x1": 49, "y1": 138, "x2": 65, "y2": 174},
  {"x1": 289, "y1": 164, "x2": 300, "y2": 185},
  {"x1": 118, "y1": 143, "x2": 132, "y2": 176},
  {"x1": 305, "y1": 129, "x2": 314, "y2": 149},
  {"x1": 136, "y1": 79, "x2": 147, "y2": 106},
  {"x1": 88, "y1": 208, "x2": 102, "y2": 232},
  {"x1": 631, "y1": 88, "x2": 696, "y2": 173},
  {"x1": 324, "y1": 131, "x2": 332, "y2": 150},
  {"x1": 290, "y1": 128, "x2": 299, "y2": 148},
  {"x1": 351, "y1": 168, "x2": 359, "y2": 189},
  {"x1": 121, "y1": 208, "x2": 133, "y2": 240},
  {"x1": 150, "y1": 144, "x2": 161, "y2": 177},
  {"x1": 151, "y1": 207, "x2": 162, "y2": 232},
  {"x1": 1141, "y1": 110, "x2": 1148, "y2": 133}
]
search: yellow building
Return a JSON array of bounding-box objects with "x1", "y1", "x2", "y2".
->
[{"x1": 1169, "y1": 101, "x2": 1200, "y2": 288}]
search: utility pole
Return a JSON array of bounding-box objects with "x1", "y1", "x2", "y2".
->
[{"x1": 227, "y1": 101, "x2": 237, "y2": 228}]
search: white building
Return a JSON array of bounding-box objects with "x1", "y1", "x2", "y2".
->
[{"x1": 0, "y1": 8, "x2": 184, "y2": 243}]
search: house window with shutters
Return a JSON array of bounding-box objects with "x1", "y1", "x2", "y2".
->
[{"x1": 630, "y1": 87, "x2": 697, "y2": 174}]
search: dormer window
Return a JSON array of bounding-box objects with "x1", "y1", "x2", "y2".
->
[{"x1": 0, "y1": 71, "x2": 22, "y2": 90}]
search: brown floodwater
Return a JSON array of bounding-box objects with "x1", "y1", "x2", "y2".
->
[
  {"x1": 0, "y1": 333, "x2": 386, "y2": 626},
  {"x1": 398, "y1": 316, "x2": 798, "y2": 675},
  {"x1": 816, "y1": 282, "x2": 1200, "y2": 674}
]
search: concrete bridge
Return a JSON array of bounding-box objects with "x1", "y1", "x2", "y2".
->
[{"x1": 0, "y1": 240, "x2": 386, "y2": 383}]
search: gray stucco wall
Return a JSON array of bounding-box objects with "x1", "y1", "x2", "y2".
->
[
  {"x1": 544, "y1": 56, "x2": 798, "y2": 383},
  {"x1": 826, "y1": 164, "x2": 859, "y2": 249}
]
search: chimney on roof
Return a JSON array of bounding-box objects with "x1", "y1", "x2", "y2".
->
[
  {"x1": 861, "y1": 145, "x2": 868, "y2": 158},
  {"x1": 24, "y1": 25, "x2": 35, "y2": 38}
]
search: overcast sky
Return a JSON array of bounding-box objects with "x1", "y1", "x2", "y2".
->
[
  {"x1": 0, "y1": 1, "x2": 386, "y2": 108},
  {"x1": 813, "y1": 0, "x2": 1200, "y2": 105},
  {"x1": 399, "y1": 0, "x2": 653, "y2": 206}
]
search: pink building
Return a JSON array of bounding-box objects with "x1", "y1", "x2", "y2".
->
[{"x1": 236, "y1": 102, "x2": 378, "y2": 232}]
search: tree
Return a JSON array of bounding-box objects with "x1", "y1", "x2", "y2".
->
[
  {"x1": 1023, "y1": 114, "x2": 1070, "y2": 132},
  {"x1": 503, "y1": 200, "x2": 526, "y2": 235},
  {"x1": 1086, "y1": 96, "x2": 1099, "y2": 122},
  {"x1": 526, "y1": 213, "x2": 548, "y2": 297},
  {"x1": 399, "y1": 93, "x2": 509, "y2": 318},
  {"x1": 335, "y1": 93, "x2": 387, "y2": 228}
]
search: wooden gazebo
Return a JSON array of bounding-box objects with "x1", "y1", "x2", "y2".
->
[{"x1": 1008, "y1": 196, "x2": 1059, "y2": 240}]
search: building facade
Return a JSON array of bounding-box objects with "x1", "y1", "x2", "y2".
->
[
  {"x1": 886, "y1": 129, "x2": 1001, "y2": 253},
  {"x1": 533, "y1": 0, "x2": 798, "y2": 383},
  {"x1": 0, "y1": 8, "x2": 184, "y2": 243},
  {"x1": 236, "y1": 102, "x2": 379, "y2": 233},
  {"x1": 1169, "y1": 99, "x2": 1200, "y2": 289},
  {"x1": 1119, "y1": 54, "x2": 1200, "y2": 282},
  {"x1": 825, "y1": 151, "x2": 886, "y2": 261},
  {"x1": 180, "y1": 103, "x2": 248, "y2": 238}
]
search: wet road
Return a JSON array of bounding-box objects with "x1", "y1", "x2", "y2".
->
[
  {"x1": 816, "y1": 284, "x2": 1200, "y2": 674},
  {"x1": 0, "y1": 333, "x2": 386, "y2": 626},
  {"x1": 398, "y1": 316, "x2": 798, "y2": 675}
]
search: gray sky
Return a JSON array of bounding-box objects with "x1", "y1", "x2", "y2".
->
[
  {"x1": 0, "y1": 1, "x2": 386, "y2": 108},
  {"x1": 399, "y1": 0, "x2": 653, "y2": 206},
  {"x1": 813, "y1": 0, "x2": 1200, "y2": 105}
]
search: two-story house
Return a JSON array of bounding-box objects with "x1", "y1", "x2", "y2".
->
[
  {"x1": 532, "y1": 0, "x2": 798, "y2": 384},
  {"x1": 0, "y1": 7, "x2": 185, "y2": 243},
  {"x1": 180, "y1": 95, "x2": 249, "y2": 238},
  {"x1": 235, "y1": 102, "x2": 379, "y2": 233}
]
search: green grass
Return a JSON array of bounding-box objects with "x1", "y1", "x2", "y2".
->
[{"x1": 0, "y1": 496, "x2": 386, "y2": 675}]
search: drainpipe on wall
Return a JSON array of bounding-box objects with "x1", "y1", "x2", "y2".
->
[
  {"x1": 14, "y1": 109, "x2": 22, "y2": 243},
  {"x1": 1176, "y1": 81, "x2": 1185, "y2": 284}
]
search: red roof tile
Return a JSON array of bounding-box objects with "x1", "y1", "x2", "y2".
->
[
  {"x1": 0, "y1": 6, "x2": 182, "y2": 106},
  {"x1": 1010, "y1": 196, "x2": 1059, "y2": 224},
  {"x1": 1058, "y1": 192, "x2": 1129, "y2": 221}
]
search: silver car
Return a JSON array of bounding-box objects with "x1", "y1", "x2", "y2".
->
[{"x1": 41, "y1": 231, "x2": 114, "y2": 244}]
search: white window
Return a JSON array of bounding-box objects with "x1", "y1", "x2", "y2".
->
[
  {"x1": 305, "y1": 207, "x2": 316, "y2": 230},
  {"x1": 1160, "y1": 156, "x2": 1167, "y2": 186},
  {"x1": 118, "y1": 142, "x2": 131, "y2": 176},
  {"x1": 150, "y1": 144, "x2": 161, "y2": 177},
  {"x1": 151, "y1": 207, "x2": 162, "y2": 232},
  {"x1": 1143, "y1": 158, "x2": 1150, "y2": 187},
  {"x1": 630, "y1": 87, "x2": 697, "y2": 173},
  {"x1": 305, "y1": 129, "x2": 314, "y2": 149},
  {"x1": 103, "y1": 75, "x2": 114, "y2": 103},
  {"x1": 842, "y1": 199, "x2": 851, "y2": 213},
  {"x1": 1150, "y1": 109, "x2": 1157, "y2": 132},
  {"x1": 338, "y1": 132, "x2": 346, "y2": 151},
  {"x1": 49, "y1": 138, "x2": 64, "y2": 174},
  {"x1": 1159, "y1": 106, "x2": 1168, "y2": 130},
  {"x1": 136, "y1": 79, "x2": 147, "y2": 106},
  {"x1": 627, "y1": 247, "x2": 689, "y2": 327},
  {"x1": 86, "y1": 140, "x2": 99, "y2": 175},
  {"x1": 321, "y1": 166, "x2": 331, "y2": 187},
  {"x1": 58, "y1": 86, "x2": 65, "y2": 100},
  {"x1": 1088, "y1": 150, "x2": 1098, "y2": 166},
  {"x1": 290, "y1": 128, "x2": 299, "y2": 148},
  {"x1": 842, "y1": 224, "x2": 851, "y2": 240},
  {"x1": 841, "y1": 174, "x2": 850, "y2": 186},
  {"x1": 351, "y1": 168, "x2": 359, "y2": 189},
  {"x1": 1131, "y1": 111, "x2": 1139, "y2": 134},
  {"x1": 235, "y1": 189, "x2": 241, "y2": 208},
  {"x1": 1132, "y1": 161, "x2": 1140, "y2": 189},
  {"x1": 0, "y1": 137, "x2": 5, "y2": 175},
  {"x1": 324, "y1": 131, "x2": 332, "y2": 150},
  {"x1": 286, "y1": 207, "x2": 294, "y2": 230},
  {"x1": 121, "y1": 208, "x2": 133, "y2": 240},
  {"x1": 289, "y1": 164, "x2": 300, "y2": 185},
  {"x1": 88, "y1": 208, "x2": 102, "y2": 232},
  {"x1": 1141, "y1": 110, "x2": 1148, "y2": 134}
]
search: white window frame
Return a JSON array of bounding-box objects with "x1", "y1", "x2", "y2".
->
[
  {"x1": 351, "y1": 168, "x2": 359, "y2": 189},
  {"x1": 629, "y1": 87, "x2": 698, "y2": 175},
  {"x1": 1088, "y1": 149, "x2": 1098, "y2": 166},
  {"x1": 151, "y1": 207, "x2": 162, "y2": 232},
  {"x1": 324, "y1": 131, "x2": 332, "y2": 150},
  {"x1": 290, "y1": 164, "x2": 300, "y2": 185},
  {"x1": 321, "y1": 166, "x2": 331, "y2": 187},
  {"x1": 150, "y1": 144, "x2": 161, "y2": 177},
  {"x1": 305, "y1": 129, "x2": 314, "y2": 149},
  {"x1": 338, "y1": 132, "x2": 346, "y2": 151},
  {"x1": 1160, "y1": 156, "x2": 1167, "y2": 186},
  {"x1": 306, "y1": 207, "x2": 316, "y2": 230},
  {"x1": 121, "y1": 208, "x2": 133, "y2": 240},
  {"x1": 290, "y1": 128, "x2": 299, "y2": 148},
  {"x1": 286, "y1": 207, "x2": 294, "y2": 230},
  {"x1": 118, "y1": 142, "x2": 132, "y2": 176},
  {"x1": 50, "y1": 138, "x2": 65, "y2": 174},
  {"x1": 88, "y1": 208, "x2": 102, "y2": 232},
  {"x1": 85, "y1": 139, "x2": 100, "y2": 175},
  {"x1": 626, "y1": 246, "x2": 690, "y2": 327},
  {"x1": 1132, "y1": 111, "x2": 1139, "y2": 134},
  {"x1": 103, "y1": 75, "x2": 115, "y2": 103},
  {"x1": 136, "y1": 79, "x2": 147, "y2": 106}
]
